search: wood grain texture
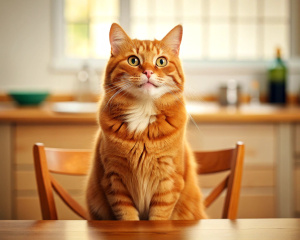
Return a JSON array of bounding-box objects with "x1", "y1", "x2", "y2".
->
[
  {"x1": 45, "y1": 148, "x2": 91, "y2": 175},
  {"x1": 0, "y1": 124, "x2": 13, "y2": 219},
  {"x1": 0, "y1": 219, "x2": 299, "y2": 240}
]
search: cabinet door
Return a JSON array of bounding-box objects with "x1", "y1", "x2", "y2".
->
[
  {"x1": 14, "y1": 123, "x2": 97, "y2": 220},
  {"x1": 295, "y1": 124, "x2": 300, "y2": 216},
  {"x1": 187, "y1": 123, "x2": 277, "y2": 218}
]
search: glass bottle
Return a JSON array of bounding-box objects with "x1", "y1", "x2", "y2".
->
[
  {"x1": 250, "y1": 80, "x2": 260, "y2": 105},
  {"x1": 76, "y1": 64, "x2": 92, "y2": 102},
  {"x1": 268, "y1": 48, "x2": 287, "y2": 104}
]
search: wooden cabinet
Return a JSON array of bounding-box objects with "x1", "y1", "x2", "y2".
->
[
  {"x1": 295, "y1": 124, "x2": 300, "y2": 216},
  {"x1": 187, "y1": 123, "x2": 277, "y2": 218},
  {"x1": 12, "y1": 122, "x2": 278, "y2": 219},
  {"x1": 1, "y1": 120, "x2": 298, "y2": 219},
  {"x1": 1, "y1": 103, "x2": 299, "y2": 219}
]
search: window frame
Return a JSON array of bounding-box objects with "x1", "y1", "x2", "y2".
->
[{"x1": 51, "y1": 0, "x2": 300, "y2": 76}]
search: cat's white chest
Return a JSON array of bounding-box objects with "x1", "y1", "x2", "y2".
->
[{"x1": 125, "y1": 100, "x2": 156, "y2": 133}]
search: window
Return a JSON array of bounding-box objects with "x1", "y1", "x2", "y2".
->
[
  {"x1": 131, "y1": 0, "x2": 290, "y2": 60},
  {"x1": 52, "y1": 0, "x2": 295, "y2": 69},
  {"x1": 64, "y1": 0, "x2": 119, "y2": 59}
]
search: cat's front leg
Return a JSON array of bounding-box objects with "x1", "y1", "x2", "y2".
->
[
  {"x1": 149, "y1": 173, "x2": 184, "y2": 220},
  {"x1": 102, "y1": 173, "x2": 139, "y2": 221}
]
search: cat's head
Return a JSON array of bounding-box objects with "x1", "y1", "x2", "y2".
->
[{"x1": 105, "y1": 23, "x2": 184, "y2": 100}]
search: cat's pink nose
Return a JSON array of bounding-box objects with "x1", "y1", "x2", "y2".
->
[{"x1": 143, "y1": 70, "x2": 153, "y2": 79}]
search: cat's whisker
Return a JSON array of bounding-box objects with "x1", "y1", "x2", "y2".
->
[
  {"x1": 107, "y1": 82, "x2": 131, "y2": 102},
  {"x1": 104, "y1": 83, "x2": 132, "y2": 111},
  {"x1": 161, "y1": 81, "x2": 200, "y2": 132},
  {"x1": 104, "y1": 82, "x2": 126, "y2": 91},
  {"x1": 165, "y1": 85, "x2": 200, "y2": 132},
  {"x1": 104, "y1": 80, "x2": 131, "y2": 93},
  {"x1": 104, "y1": 84, "x2": 129, "y2": 95}
]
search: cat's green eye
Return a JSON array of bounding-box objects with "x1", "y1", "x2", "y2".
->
[
  {"x1": 128, "y1": 56, "x2": 140, "y2": 66},
  {"x1": 156, "y1": 57, "x2": 168, "y2": 67}
]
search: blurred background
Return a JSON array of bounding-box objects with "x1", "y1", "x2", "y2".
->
[
  {"x1": 0, "y1": 0, "x2": 299, "y2": 220},
  {"x1": 0, "y1": 0, "x2": 299, "y2": 98}
]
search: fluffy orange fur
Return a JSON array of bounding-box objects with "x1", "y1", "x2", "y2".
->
[{"x1": 86, "y1": 23, "x2": 207, "y2": 220}]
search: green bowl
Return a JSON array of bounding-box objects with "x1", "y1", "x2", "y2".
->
[{"x1": 9, "y1": 91, "x2": 49, "y2": 105}]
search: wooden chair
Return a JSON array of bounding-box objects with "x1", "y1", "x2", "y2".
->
[
  {"x1": 195, "y1": 141, "x2": 245, "y2": 219},
  {"x1": 33, "y1": 143, "x2": 91, "y2": 220},
  {"x1": 33, "y1": 141, "x2": 244, "y2": 220}
]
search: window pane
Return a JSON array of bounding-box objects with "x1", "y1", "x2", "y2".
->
[
  {"x1": 131, "y1": 0, "x2": 150, "y2": 18},
  {"x1": 154, "y1": 0, "x2": 176, "y2": 18},
  {"x1": 65, "y1": 0, "x2": 88, "y2": 22},
  {"x1": 131, "y1": 21, "x2": 150, "y2": 39},
  {"x1": 209, "y1": 0, "x2": 231, "y2": 18},
  {"x1": 181, "y1": 22, "x2": 203, "y2": 59},
  {"x1": 237, "y1": 0, "x2": 257, "y2": 18},
  {"x1": 90, "y1": 0, "x2": 119, "y2": 18},
  {"x1": 64, "y1": 0, "x2": 119, "y2": 58},
  {"x1": 65, "y1": 24, "x2": 89, "y2": 58},
  {"x1": 62, "y1": 0, "x2": 290, "y2": 60},
  {"x1": 183, "y1": 0, "x2": 203, "y2": 18},
  {"x1": 90, "y1": 22, "x2": 112, "y2": 58},
  {"x1": 208, "y1": 23, "x2": 231, "y2": 59},
  {"x1": 263, "y1": 0, "x2": 288, "y2": 18},
  {"x1": 236, "y1": 23, "x2": 257, "y2": 60},
  {"x1": 263, "y1": 23, "x2": 289, "y2": 59}
]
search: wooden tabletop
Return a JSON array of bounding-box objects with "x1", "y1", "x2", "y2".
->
[
  {"x1": 1, "y1": 102, "x2": 300, "y2": 123},
  {"x1": 0, "y1": 219, "x2": 299, "y2": 240}
]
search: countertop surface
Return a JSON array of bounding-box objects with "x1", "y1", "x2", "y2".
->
[{"x1": 1, "y1": 101, "x2": 300, "y2": 124}]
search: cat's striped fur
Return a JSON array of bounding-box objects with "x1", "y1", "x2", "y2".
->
[{"x1": 85, "y1": 23, "x2": 207, "y2": 220}]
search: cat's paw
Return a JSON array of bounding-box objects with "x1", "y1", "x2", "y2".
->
[
  {"x1": 116, "y1": 210, "x2": 140, "y2": 221},
  {"x1": 149, "y1": 216, "x2": 168, "y2": 221},
  {"x1": 120, "y1": 215, "x2": 139, "y2": 221}
]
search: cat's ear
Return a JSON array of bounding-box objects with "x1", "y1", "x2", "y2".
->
[
  {"x1": 161, "y1": 25, "x2": 183, "y2": 55},
  {"x1": 109, "y1": 23, "x2": 132, "y2": 56}
]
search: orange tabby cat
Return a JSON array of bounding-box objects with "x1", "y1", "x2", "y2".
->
[{"x1": 86, "y1": 23, "x2": 207, "y2": 220}]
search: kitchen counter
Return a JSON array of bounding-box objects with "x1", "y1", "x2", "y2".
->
[
  {"x1": 0, "y1": 102, "x2": 97, "y2": 124},
  {"x1": 1, "y1": 102, "x2": 300, "y2": 123},
  {"x1": 0, "y1": 101, "x2": 299, "y2": 219}
]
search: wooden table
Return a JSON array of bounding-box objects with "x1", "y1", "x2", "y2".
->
[{"x1": 0, "y1": 219, "x2": 299, "y2": 240}]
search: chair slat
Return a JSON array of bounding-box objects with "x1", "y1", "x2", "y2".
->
[
  {"x1": 195, "y1": 149, "x2": 233, "y2": 174},
  {"x1": 50, "y1": 175, "x2": 89, "y2": 219},
  {"x1": 45, "y1": 149, "x2": 92, "y2": 175},
  {"x1": 204, "y1": 175, "x2": 229, "y2": 208}
]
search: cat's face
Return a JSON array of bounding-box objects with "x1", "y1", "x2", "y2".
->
[{"x1": 105, "y1": 24, "x2": 184, "y2": 100}]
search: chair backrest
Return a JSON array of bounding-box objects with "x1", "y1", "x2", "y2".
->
[
  {"x1": 33, "y1": 141, "x2": 244, "y2": 220},
  {"x1": 33, "y1": 143, "x2": 91, "y2": 220},
  {"x1": 195, "y1": 141, "x2": 245, "y2": 220}
]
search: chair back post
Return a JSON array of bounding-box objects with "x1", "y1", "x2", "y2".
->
[
  {"x1": 222, "y1": 142, "x2": 245, "y2": 219},
  {"x1": 33, "y1": 143, "x2": 58, "y2": 220}
]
